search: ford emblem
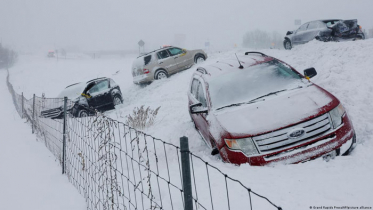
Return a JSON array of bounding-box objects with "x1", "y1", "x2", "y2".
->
[{"x1": 288, "y1": 129, "x2": 305, "y2": 139}]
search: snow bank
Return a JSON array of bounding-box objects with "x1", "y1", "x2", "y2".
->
[{"x1": 0, "y1": 71, "x2": 86, "y2": 210}]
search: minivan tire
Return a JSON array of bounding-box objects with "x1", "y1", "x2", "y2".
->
[{"x1": 155, "y1": 69, "x2": 168, "y2": 80}]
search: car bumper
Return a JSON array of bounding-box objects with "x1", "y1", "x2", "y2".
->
[
  {"x1": 40, "y1": 107, "x2": 63, "y2": 119},
  {"x1": 133, "y1": 74, "x2": 153, "y2": 84},
  {"x1": 220, "y1": 114, "x2": 356, "y2": 166}
]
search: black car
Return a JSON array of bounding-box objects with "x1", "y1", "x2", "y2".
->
[
  {"x1": 284, "y1": 19, "x2": 365, "y2": 50},
  {"x1": 41, "y1": 77, "x2": 123, "y2": 118}
]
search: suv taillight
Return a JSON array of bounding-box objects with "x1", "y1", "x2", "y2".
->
[{"x1": 143, "y1": 69, "x2": 150, "y2": 74}]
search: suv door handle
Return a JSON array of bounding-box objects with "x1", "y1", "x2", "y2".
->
[
  {"x1": 159, "y1": 62, "x2": 163, "y2": 64},
  {"x1": 174, "y1": 57, "x2": 178, "y2": 59}
]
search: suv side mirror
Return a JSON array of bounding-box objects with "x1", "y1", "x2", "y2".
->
[
  {"x1": 81, "y1": 92, "x2": 91, "y2": 98},
  {"x1": 304, "y1": 67, "x2": 317, "y2": 79},
  {"x1": 190, "y1": 102, "x2": 208, "y2": 114},
  {"x1": 286, "y1": 31, "x2": 293, "y2": 35}
]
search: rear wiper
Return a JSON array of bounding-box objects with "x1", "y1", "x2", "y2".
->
[{"x1": 216, "y1": 89, "x2": 287, "y2": 111}]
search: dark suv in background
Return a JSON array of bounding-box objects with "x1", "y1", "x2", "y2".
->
[
  {"x1": 41, "y1": 77, "x2": 123, "y2": 118},
  {"x1": 284, "y1": 19, "x2": 365, "y2": 49}
]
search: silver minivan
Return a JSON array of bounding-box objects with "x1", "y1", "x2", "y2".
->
[{"x1": 132, "y1": 46, "x2": 207, "y2": 84}]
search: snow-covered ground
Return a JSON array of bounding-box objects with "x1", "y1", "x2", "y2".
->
[
  {"x1": 8, "y1": 40, "x2": 373, "y2": 209},
  {"x1": 0, "y1": 70, "x2": 86, "y2": 210}
]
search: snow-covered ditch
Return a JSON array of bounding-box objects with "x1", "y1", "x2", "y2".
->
[{"x1": 9, "y1": 40, "x2": 373, "y2": 209}]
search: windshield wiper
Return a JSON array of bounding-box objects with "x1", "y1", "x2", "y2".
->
[
  {"x1": 216, "y1": 89, "x2": 288, "y2": 111},
  {"x1": 249, "y1": 89, "x2": 288, "y2": 102}
]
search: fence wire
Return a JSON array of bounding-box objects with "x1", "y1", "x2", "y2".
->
[{"x1": 6, "y1": 69, "x2": 282, "y2": 210}]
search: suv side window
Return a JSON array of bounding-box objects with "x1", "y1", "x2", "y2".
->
[
  {"x1": 110, "y1": 79, "x2": 117, "y2": 88},
  {"x1": 298, "y1": 23, "x2": 309, "y2": 32},
  {"x1": 157, "y1": 50, "x2": 170, "y2": 59},
  {"x1": 317, "y1": 21, "x2": 326, "y2": 28},
  {"x1": 87, "y1": 80, "x2": 109, "y2": 95},
  {"x1": 168, "y1": 47, "x2": 184, "y2": 56},
  {"x1": 196, "y1": 81, "x2": 207, "y2": 107},
  {"x1": 308, "y1": 21, "x2": 318, "y2": 30},
  {"x1": 191, "y1": 79, "x2": 199, "y2": 97}
]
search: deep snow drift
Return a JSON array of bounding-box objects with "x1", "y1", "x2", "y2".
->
[
  {"x1": 8, "y1": 39, "x2": 373, "y2": 209},
  {"x1": 0, "y1": 70, "x2": 86, "y2": 210}
]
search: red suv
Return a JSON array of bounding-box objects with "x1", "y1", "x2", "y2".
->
[{"x1": 188, "y1": 52, "x2": 356, "y2": 166}]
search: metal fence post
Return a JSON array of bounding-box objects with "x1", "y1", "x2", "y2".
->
[
  {"x1": 180, "y1": 136, "x2": 193, "y2": 210},
  {"x1": 21, "y1": 92, "x2": 24, "y2": 119},
  {"x1": 32, "y1": 94, "x2": 35, "y2": 134},
  {"x1": 62, "y1": 97, "x2": 67, "y2": 174}
]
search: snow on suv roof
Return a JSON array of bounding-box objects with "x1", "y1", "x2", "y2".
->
[
  {"x1": 136, "y1": 46, "x2": 174, "y2": 58},
  {"x1": 197, "y1": 53, "x2": 274, "y2": 79},
  {"x1": 86, "y1": 77, "x2": 108, "y2": 84}
]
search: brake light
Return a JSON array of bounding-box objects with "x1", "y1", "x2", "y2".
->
[{"x1": 143, "y1": 69, "x2": 150, "y2": 74}]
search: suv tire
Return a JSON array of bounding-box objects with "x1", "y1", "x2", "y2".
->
[
  {"x1": 155, "y1": 69, "x2": 168, "y2": 80},
  {"x1": 195, "y1": 54, "x2": 205, "y2": 64},
  {"x1": 113, "y1": 95, "x2": 122, "y2": 106},
  {"x1": 284, "y1": 39, "x2": 292, "y2": 50},
  {"x1": 78, "y1": 109, "x2": 89, "y2": 117}
]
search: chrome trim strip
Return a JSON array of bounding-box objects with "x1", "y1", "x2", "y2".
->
[
  {"x1": 253, "y1": 113, "x2": 332, "y2": 153},
  {"x1": 253, "y1": 114, "x2": 328, "y2": 141}
]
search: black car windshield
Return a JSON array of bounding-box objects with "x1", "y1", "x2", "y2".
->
[
  {"x1": 57, "y1": 83, "x2": 86, "y2": 99},
  {"x1": 209, "y1": 60, "x2": 307, "y2": 110}
]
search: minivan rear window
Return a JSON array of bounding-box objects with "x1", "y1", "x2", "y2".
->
[{"x1": 144, "y1": 55, "x2": 152, "y2": 66}]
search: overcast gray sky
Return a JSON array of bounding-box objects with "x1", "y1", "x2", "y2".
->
[{"x1": 1, "y1": 0, "x2": 372, "y2": 52}]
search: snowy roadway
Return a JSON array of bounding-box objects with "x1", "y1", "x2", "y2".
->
[
  {"x1": 0, "y1": 70, "x2": 86, "y2": 210},
  {"x1": 7, "y1": 40, "x2": 373, "y2": 209}
]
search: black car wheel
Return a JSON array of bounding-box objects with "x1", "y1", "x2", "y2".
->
[
  {"x1": 195, "y1": 54, "x2": 205, "y2": 64},
  {"x1": 113, "y1": 95, "x2": 122, "y2": 106},
  {"x1": 155, "y1": 69, "x2": 168, "y2": 80},
  {"x1": 78, "y1": 109, "x2": 89, "y2": 117},
  {"x1": 284, "y1": 39, "x2": 292, "y2": 50}
]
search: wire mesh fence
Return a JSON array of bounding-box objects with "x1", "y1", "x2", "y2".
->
[{"x1": 6, "y1": 69, "x2": 283, "y2": 210}]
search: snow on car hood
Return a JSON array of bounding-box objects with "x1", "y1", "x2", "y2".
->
[{"x1": 213, "y1": 85, "x2": 334, "y2": 136}]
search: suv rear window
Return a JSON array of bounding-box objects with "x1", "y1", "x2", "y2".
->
[{"x1": 144, "y1": 55, "x2": 152, "y2": 66}]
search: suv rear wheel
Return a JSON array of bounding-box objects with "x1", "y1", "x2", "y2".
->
[
  {"x1": 195, "y1": 55, "x2": 205, "y2": 64},
  {"x1": 155, "y1": 69, "x2": 168, "y2": 80}
]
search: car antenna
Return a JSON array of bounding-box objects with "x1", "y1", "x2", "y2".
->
[{"x1": 235, "y1": 53, "x2": 244, "y2": 69}]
